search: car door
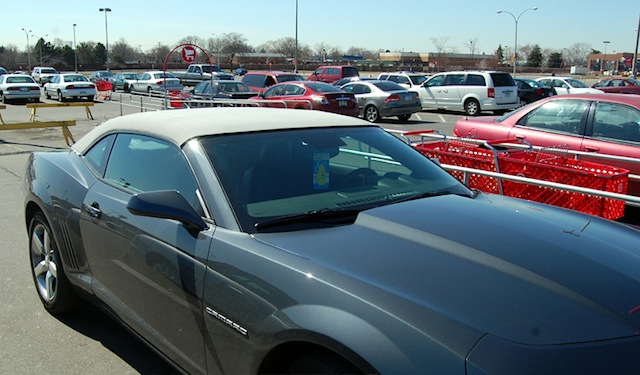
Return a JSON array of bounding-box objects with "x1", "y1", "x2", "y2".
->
[
  {"x1": 507, "y1": 98, "x2": 589, "y2": 150},
  {"x1": 439, "y1": 73, "x2": 465, "y2": 109},
  {"x1": 420, "y1": 74, "x2": 445, "y2": 108},
  {"x1": 342, "y1": 83, "x2": 370, "y2": 112},
  {"x1": 79, "y1": 133, "x2": 211, "y2": 374},
  {"x1": 581, "y1": 100, "x2": 640, "y2": 194},
  {"x1": 47, "y1": 75, "x2": 60, "y2": 97}
]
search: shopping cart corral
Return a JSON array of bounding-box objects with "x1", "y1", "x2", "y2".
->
[{"x1": 401, "y1": 129, "x2": 640, "y2": 221}]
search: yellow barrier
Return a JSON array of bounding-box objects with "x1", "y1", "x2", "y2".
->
[
  {"x1": 0, "y1": 120, "x2": 76, "y2": 146},
  {"x1": 26, "y1": 102, "x2": 94, "y2": 121}
]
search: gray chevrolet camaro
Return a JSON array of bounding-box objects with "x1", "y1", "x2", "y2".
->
[{"x1": 24, "y1": 107, "x2": 640, "y2": 374}]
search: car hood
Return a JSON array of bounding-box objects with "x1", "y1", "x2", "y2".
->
[{"x1": 256, "y1": 193, "x2": 640, "y2": 345}]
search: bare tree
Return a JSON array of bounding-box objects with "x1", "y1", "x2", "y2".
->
[
  {"x1": 430, "y1": 36, "x2": 450, "y2": 55},
  {"x1": 565, "y1": 42, "x2": 592, "y2": 66},
  {"x1": 463, "y1": 38, "x2": 479, "y2": 56},
  {"x1": 147, "y1": 42, "x2": 171, "y2": 64},
  {"x1": 111, "y1": 38, "x2": 138, "y2": 64},
  {"x1": 177, "y1": 36, "x2": 206, "y2": 49}
]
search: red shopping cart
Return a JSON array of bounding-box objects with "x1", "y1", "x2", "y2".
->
[{"x1": 407, "y1": 130, "x2": 629, "y2": 220}]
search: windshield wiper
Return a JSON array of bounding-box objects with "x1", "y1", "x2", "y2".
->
[
  {"x1": 254, "y1": 208, "x2": 361, "y2": 232},
  {"x1": 391, "y1": 189, "x2": 473, "y2": 204}
]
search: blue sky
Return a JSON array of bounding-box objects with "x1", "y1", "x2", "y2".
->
[{"x1": 4, "y1": 0, "x2": 639, "y2": 55}]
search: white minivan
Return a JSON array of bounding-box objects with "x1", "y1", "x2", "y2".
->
[{"x1": 419, "y1": 71, "x2": 518, "y2": 115}]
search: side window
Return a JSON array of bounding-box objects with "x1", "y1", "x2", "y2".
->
[
  {"x1": 265, "y1": 76, "x2": 277, "y2": 87},
  {"x1": 104, "y1": 134, "x2": 200, "y2": 211},
  {"x1": 465, "y1": 74, "x2": 486, "y2": 86},
  {"x1": 314, "y1": 68, "x2": 322, "y2": 75},
  {"x1": 379, "y1": 74, "x2": 389, "y2": 80},
  {"x1": 519, "y1": 100, "x2": 587, "y2": 134},
  {"x1": 425, "y1": 75, "x2": 444, "y2": 87},
  {"x1": 84, "y1": 134, "x2": 116, "y2": 177},
  {"x1": 444, "y1": 74, "x2": 465, "y2": 86},
  {"x1": 592, "y1": 102, "x2": 640, "y2": 143},
  {"x1": 265, "y1": 85, "x2": 285, "y2": 97}
]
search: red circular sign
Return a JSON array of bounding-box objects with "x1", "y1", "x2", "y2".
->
[{"x1": 181, "y1": 46, "x2": 197, "y2": 63}]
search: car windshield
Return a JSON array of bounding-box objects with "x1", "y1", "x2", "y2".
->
[
  {"x1": 41, "y1": 68, "x2": 57, "y2": 74},
  {"x1": 64, "y1": 75, "x2": 88, "y2": 82},
  {"x1": 374, "y1": 81, "x2": 405, "y2": 91},
  {"x1": 306, "y1": 82, "x2": 343, "y2": 93},
  {"x1": 201, "y1": 65, "x2": 223, "y2": 73},
  {"x1": 276, "y1": 74, "x2": 304, "y2": 83},
  {"x1": 7, "y1": 76, "x2": 35, "y2": 83},
  {"x1": 200, "y1": 126, "x2": 470, "y2": 232},
  {"x1": 218, "y1": 82, "x2": 251, "y2": 92},
  {"x1": 410, "y1": 75, "x2": 428, "y2": 85},
  {"x1": 153, "y1": 72, "x2": 177, "y2": 79},
  {"x1": 565, "y1": 79, "x2": 588, "y2": 88}
]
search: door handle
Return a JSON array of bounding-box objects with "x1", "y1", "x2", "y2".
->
[
  {"x1": 584, "y1": 146, "x2": 600, "y2": 152},
  {"x1": 86, "y1": 202, "x2": 102, "y2": 219}
]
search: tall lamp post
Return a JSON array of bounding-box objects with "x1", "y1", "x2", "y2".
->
[
  {"x1": 21, "y1": 28, "x2": 32, "y2": 70},
  {"x1": 99, "y1": 8, "x2": 111, "y2": 70},
  {"x1": 497, "y1": 6, "x2": 538, "y2": 77},
  {"x1": 34, "y1": 34, "x2": 49, "y2": 66},
  {"x1": 73, "y1": 24, "x2": 78, "y2": 72},
  {"x1": 294, "y1": 0, "x2": 298, "y2": 73},
  {"x1": 602, "y1": 40, "x2": 610, "y2": 75}
]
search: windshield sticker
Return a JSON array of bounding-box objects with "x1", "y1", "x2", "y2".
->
[{"x1": 313, "y1": 150, "x2": 330, "y2": 190}]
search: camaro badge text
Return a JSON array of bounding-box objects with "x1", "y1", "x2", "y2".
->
[{"x1": 206, "y1": 306, "x2": 248, "y2": 337}]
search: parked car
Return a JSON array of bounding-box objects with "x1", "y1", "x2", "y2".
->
[
  {"x1": 252, "y1": 81, "x2": 359, "y2": 117},
  {"x1": 592, "y1": 78, "x2": 640, "y2": 95},
  {"x1": 0, "y1": 66, "x2": 8, "y2": 76},
  {"x1": 307, "y1": 65, "x2": 359, "y2": 83},
  {"x1": 88, "y1": 70, "x2": 113, "y2": 83},
  {"x1": 453, "y1": 93, "x2": 640, "y2": 199},
  {"x1": 0, "y1": 73, "x2": 41, "y2": 103},
  {"x1": 43, "y1": 73, "x2": 96, "y2": 102},
  {"x1": 188, "y1": 80, "x2": 257, "y2": 106},
  {"x1": 233, "y1": 67, "x2": 248, "y2": 76},
  {"x1": 130, "y1": 71, "x2": 183, "y2": 94},
  {"x1": 25, "y1": 107, "x2": 640, "y2": 375},
  {"x1": 31, "y1": 66, "x2": 59, "y2": 85},
  {"x1": 340, "y1": 80, "x2": 421, "y2": 122},
  {"x1": 514, "y1": 78, "x2": 556, "y2": 107},
  {"x1": 111, "y1": 72, "x2": 139, "y2": 92},
  {"x1": 241, "y1": 71, "x2": 304, "y2": 93},
  {"x1": 535, "y1": 77, "x2": 604, "y2": 95},
  {"x1": 419, "y1": 71, "x2": 518, "y2": 115},
  {"x1": 331, "y1": 76, "x2": 378, "y2": 87},
  {"x1": 377, "y1": 71, "x2": 429, "y2": 90}
]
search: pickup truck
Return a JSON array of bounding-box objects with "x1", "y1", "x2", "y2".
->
[{"x1": 172, "y1": 64, "x2": 234, "y2": 86}]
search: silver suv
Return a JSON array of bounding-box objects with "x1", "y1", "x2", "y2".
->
[
  {"x1": 420, "y1": 71, "x2": 518, "y2": 115},
  {"x1": 31, "y1": 66, "x2": 58, "y2": 85}
]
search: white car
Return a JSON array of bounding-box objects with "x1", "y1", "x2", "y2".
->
[
  {"x1": 535, "y1": 77, "x2": 604, "y2": 95},
  {"x1": 0, "y1": 74, "x2": 41, "y2": 103},
  {"x1": 44, "y1": 73, "x2": 96, "y2": 102},
  {"x1": 377, "y1": 71, "x2": 429, "y2": 90},
  {"x1": 130, "y1": 71, "x2": 183, "y2": 94}
]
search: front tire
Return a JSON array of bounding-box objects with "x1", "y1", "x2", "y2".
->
[
  {"x1": 464, "y1": 98, "x2": 480, "y2": 116},
  {"x1": 364, "y1": 105, "x2": 380, "y2": 122},
  {"x1": 87, "y1": 95, "x2": 94, "y2": 102},
  {"x1": 28, "y1": 212, "x2": 79, "y2": 314}
]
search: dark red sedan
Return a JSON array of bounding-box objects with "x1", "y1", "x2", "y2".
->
[
  {"x1": 251, "y1": 81, "x2": 359, "y2": 117},
  {"x1": 592, "y1": 78, "x2": 640, "y2": 95},
  {"x1": 453, "y1": 93, "x2": 640, "y2": 198}
]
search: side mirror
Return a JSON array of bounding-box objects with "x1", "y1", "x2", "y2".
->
[{"x1": 127, "y1": 190, "x2": 207, "y2": 232}]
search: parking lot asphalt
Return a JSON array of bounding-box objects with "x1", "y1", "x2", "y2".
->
[{"x1": 0, "y1": 93, "x2": 463, "y2": 374}]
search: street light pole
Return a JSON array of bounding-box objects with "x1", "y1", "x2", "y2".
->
[
  {"x1": 35, "y1": 34, "x2": 49, "y2": 66},
  {"x1": 21, "y1": 28, "x2": 32, "y2": 70},
  {"x1": 497, "y1": 6, "x2": 538, "y2": 77},
  {"x1": 99, "y1": 8, "x2": 111, "y2": 70},
  {"x1": 73, "y1": 24, "x2": 78, "y2": 72},
  {"x1": 294, "y1": 0, "x2": 298, "y2": 73},
  {"x1": 602, "y1": 41, "x2": 610, "y2": 75}
]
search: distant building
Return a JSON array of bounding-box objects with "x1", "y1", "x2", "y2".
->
[
  {"x1": 379, "y1": 51, "x2": 499, "y2": 72},
  {"x1": 587, "y1": 52, "x2": 635, "y2": 74}
]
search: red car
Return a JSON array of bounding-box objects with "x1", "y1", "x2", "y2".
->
[
  {"x1": 592, "y1": 78, "x2": 640, "y2": 95},
  {"x1": 453, "y1": 93, "x2": 640, "y2": 198},
  {"x1": 251, "y1": 81, "x2": 360, "y2": 117}
]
